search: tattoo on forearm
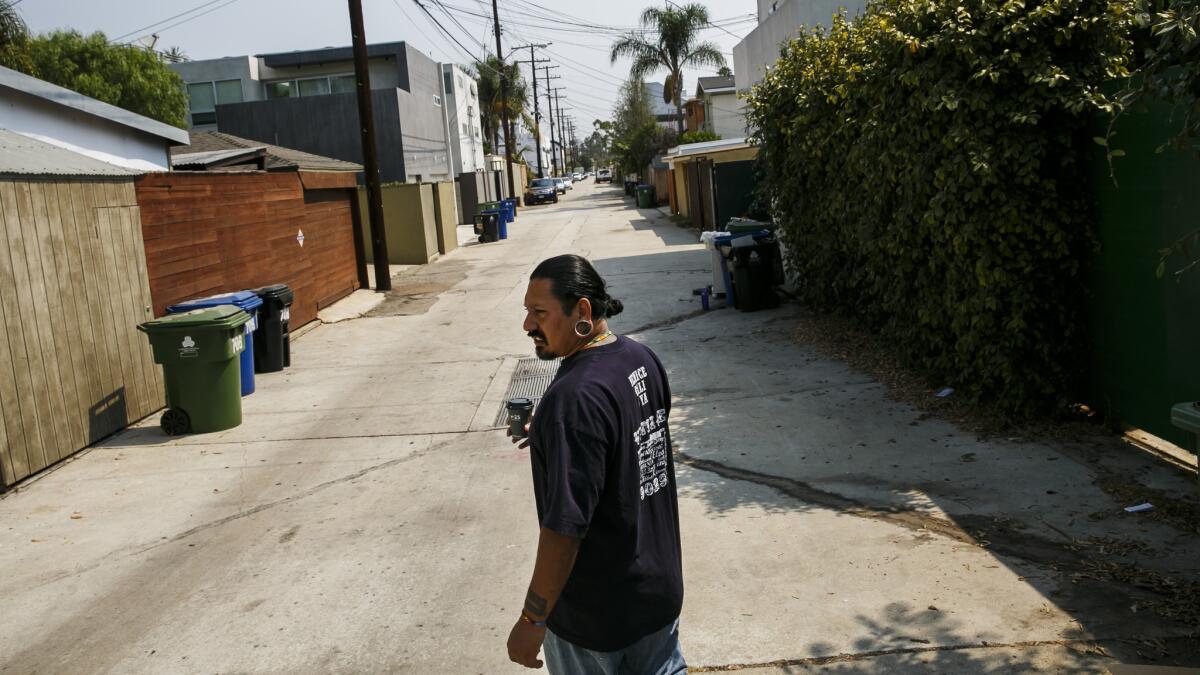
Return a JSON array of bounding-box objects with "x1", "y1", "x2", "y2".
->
[{"x1": 524, "y1": 590, "x2": 548, "y2": 618}]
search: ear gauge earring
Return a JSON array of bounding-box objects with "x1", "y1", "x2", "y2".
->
[{"x1": 574, "y1": 320, "x2": 594, "y2": 338}]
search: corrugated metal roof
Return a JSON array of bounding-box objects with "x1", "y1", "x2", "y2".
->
[
  {"x1": 172, "y1": 146, "x2": 266, "y2": 169},
  {"x1": 172, "y1": 131, "x2": 362, "y2": 173},
  {"x1": 0, "y1": 66, "x2": 190, "y2": 146},
  {"x1": 0, "y1": 128, "x2": 141, "y2": 177}
]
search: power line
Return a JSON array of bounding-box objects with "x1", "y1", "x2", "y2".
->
[
  {"x1": 389, "y1": 0, "x2": 459, "y2": 62},
  {"x1": 110, "y1": 0, "x2": 240, "y2": 43}
]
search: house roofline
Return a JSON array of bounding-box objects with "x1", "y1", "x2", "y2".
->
[{"x1": 0, "y1": 66, "x2": 189, "y2": 146}]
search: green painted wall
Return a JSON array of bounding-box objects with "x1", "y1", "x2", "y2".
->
[
  {"x1": 357, "y1": 183, "x2": 439, "y2": 265},
  {"x1": 1086, "y1": 103, "x2": 1200, "y2": 449}
]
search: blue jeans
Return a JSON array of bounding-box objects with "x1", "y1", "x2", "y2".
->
[{"x1": 543, "y1": 618, "x2": 686, "y2": 675}]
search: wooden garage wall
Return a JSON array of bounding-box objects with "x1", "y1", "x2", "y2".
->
[
  {"x1": 135, "y1": 172, "x2": 360, "y2": 329},
  {"x1": 0, "y1": 179, "x2": 163, "y2": 488}
]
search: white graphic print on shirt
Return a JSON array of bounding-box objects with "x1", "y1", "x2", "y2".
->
[{"x1": 631, "y1": 364, "x2": 670, "y2": 500}]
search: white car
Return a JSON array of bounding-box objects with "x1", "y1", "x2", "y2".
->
[
  {"x1": 596, "y1": 169, "x2": 613, "y2": 183},
  {"x1": 562, "y1": 176, "x2": 573, "y2": 189},
  {"x1": 572, "y1": 172, "x2": 583, "y2": 181}
]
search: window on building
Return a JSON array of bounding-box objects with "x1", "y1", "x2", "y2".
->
[
  {"x1": 462, "y1": 123, "x2": 469, "y2": 135},
  {"x1": 186, "y1": 82, "x2": 217, "y2": 126},
  {"x1": 186, "y1": 79, "x2": 244, "y2": 126},
  {"x1": 265, "y1": 81, "x2": 294, "y2": 99},
  {"x1": 444, "y1": 71, "x2": 454, "y2": 93},
  {"x1": 266, "y1": 74, "x2": 356, "y2": 100},
  {"x1": 299, "y1": 78, "x2": 330, "y2": 97},
  {"x1": 214, "y1": 79, "x2": 243, "y2": 105}
]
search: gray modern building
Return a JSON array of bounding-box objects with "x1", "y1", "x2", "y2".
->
[
  {"x1": 733, "y1": 0, "x2": 869, "y2": 93},
  {"x1": 171, "y1": 42, "x2": 458, "y2": 183}
]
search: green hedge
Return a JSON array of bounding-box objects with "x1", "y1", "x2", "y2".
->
[{"x1": 748, "y1": 0, "x2": 1137, "y2": 415}]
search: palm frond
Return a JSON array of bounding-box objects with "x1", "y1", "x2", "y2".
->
[{"x1": 685, "y1": 42, "x2": 727, "y2": 70}]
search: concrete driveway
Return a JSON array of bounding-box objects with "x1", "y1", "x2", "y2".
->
[{"x1": 1, "y1": 179, "x2": 1196, "y2": 673}]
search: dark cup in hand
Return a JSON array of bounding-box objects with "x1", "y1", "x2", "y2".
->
[{"x1": 506, "y1": 397, "x2": 534, "y2": 439}]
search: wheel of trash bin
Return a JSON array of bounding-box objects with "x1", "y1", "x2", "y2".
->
[{"x1": 161, "y1": 408, "x2": 190, "y2": 436}]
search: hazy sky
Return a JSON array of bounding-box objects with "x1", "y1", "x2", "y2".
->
[{"x1": 17, "y1": 0, "x2": 757, "y2": 127}]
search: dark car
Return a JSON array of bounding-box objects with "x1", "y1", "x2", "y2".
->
[{"x1": 525, "y1": 178, "x2": 559, "y2": 205}]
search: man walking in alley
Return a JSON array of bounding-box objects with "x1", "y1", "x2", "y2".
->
[{"x1": 506, "y1": 254, "x2": 686, "y2": 674}]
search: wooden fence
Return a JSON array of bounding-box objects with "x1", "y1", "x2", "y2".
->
[
  {"x1": 0, "y1": 178, "x2": 163, "y2": 488},
  {"x1": 136, "y1": 171, "x2": 360, "y2": 328}
]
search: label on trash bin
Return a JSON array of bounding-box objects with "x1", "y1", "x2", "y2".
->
[
  {"x1": 281, "y1": 307, "x2": 290, "y2": 323},
  {"x1": 231, "y1": 334, "x2": 244, "y2": 354},
  {"x1": 245, "y1": 316, "x2": 257, "y2": 334},
  {"x1": 178, "y1": 335, "x2": 199, "y2": 359}
]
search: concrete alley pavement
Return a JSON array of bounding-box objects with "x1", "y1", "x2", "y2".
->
[{"x1": 1, "y1": 180, "x2": 1197, "y2": 673}]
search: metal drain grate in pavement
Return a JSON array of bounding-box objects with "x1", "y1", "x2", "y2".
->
[{"x1": 494, "y1": 357, "x2": 561, "y2": 427}]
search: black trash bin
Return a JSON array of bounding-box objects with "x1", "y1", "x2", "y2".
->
[
  {"x1": 251, "y1": 284, "x2": 294, "y2": 372},
  {"x1": 727, "y1": 237, "x2": 784, "y2": 312},
  {"x1": 474, "y1": 212, "x2": 500, "y2": 243}
]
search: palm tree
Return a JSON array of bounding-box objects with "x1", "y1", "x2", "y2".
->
[
  {"x1": 610, "y1": 3, "x2": 726, "y2": 133},
  {"x1": 0, "y1": 1, "x2": 27, "y2": 49},
  {"x1": 475, "y1": 54, "x2": 529, "y2": 156}
]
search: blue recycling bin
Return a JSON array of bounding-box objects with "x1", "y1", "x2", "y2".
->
[
  {"x1": 500, "y1": 198, "x2": 516, "y2": 224},
  {"x1": 167, "y1": 290, "x2": 263, "y2": 396}
]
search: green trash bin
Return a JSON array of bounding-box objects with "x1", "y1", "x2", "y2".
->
[
  {"x1": 636, "y1": 184, "x2": 655, "y2": 208},
  {"x1": 138, "y1": 305, "x2": 251, "y2": 435}
]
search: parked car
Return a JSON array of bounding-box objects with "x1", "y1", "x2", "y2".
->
[
  {"x1": 552, "y1": 177, "x2": 567, "y2": 194},
  {"x1": 596, "y1": 169, "x2": 613, "y2": 183},
  {"x1": 562, "y1": 176, "x2": 573, "y2": 190},
  {"x1": 571, "y1": 172, "x2": 583, "y2": 181},
  {"x1": 525, "y1": 178, "x2": 559, "y2": 205}
]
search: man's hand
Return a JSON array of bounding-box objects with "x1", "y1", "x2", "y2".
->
[{"x1": 506, "y1": 618, "x2": 545, "y2": 668}]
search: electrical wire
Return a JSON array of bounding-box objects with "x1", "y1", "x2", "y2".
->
[
  {"x1": 110, "y1": 0, "x2": 238, "y2": 43},
  {"x1": 390, "y1": 0, "x2": 460, "y2": 63}
]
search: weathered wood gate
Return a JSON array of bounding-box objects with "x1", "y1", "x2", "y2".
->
[{"x1": 0, "y1": 179, "x2": 163, "y2": 488}]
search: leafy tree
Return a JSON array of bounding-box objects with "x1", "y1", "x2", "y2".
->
[
  {"x1": 610, "y1": 76, "x2": 676, "y2": 176},
  {"x1": 474, "y1": 54, "x2": 530, "y2": 156},
  {"x1": 0, "y1": 30, "x2": 187, "y2": 127},
  {"x1": 577, "y1": 130, "x2": 611, "y2": 170},
  {"x1": 678, "y1": 130, "x2": 720, "y2": 144},
  {"x1": 610, "y1": 3, "x2": 726, "y2": 133},
  {"x1": 747, "y1": 0, "x2": 1136, "y2": 414},
  {"x1": 717, "y1": 65, "x2": 733, "y2": 78}
]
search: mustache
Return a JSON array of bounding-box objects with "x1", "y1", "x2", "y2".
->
[{"x1": 528, "y1": 331, "x2": 546, "y2": 341}]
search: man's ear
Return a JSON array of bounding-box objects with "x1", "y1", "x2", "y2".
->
[{"x1": 576, "y1": 297, "x2": 593, "y2": 321}]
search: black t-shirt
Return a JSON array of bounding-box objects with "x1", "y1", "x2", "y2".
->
[{"x1": 529, "y1": 335, "x2": 684, "y2": 652}]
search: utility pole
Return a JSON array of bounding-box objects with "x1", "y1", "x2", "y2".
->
[
  {"x1": 514, "y1": 44, "x2": 551, "y2": 178},
  {"x1": 551, "y1": 88, "x2": 566, "y2": 174},
  {"x1": 541, "y1": 71, "x2": 561, "y2": 176},
  {"x1": 348, "y1": 0, "x2": 390, "y2": 291},
  {"x1": 491, "y1": 0, "x2": 517, "y2": 203},
  {"x1": 568, "y1": 119, "x2": 577, "y2": 169},
  {"x1": 557, "y1": 101, "x2": 572, "y2": 170}
]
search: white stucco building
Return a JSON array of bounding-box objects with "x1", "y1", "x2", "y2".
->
[
  {"x1": 0, "y1": 66, "x2": 188, "y2": 171},
  {"x1": 694, "y1": 76, "x2": 747, "y2": 139},
  {"x1": 441, "y1": 63, "x2": 485, "y2": 175}
]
